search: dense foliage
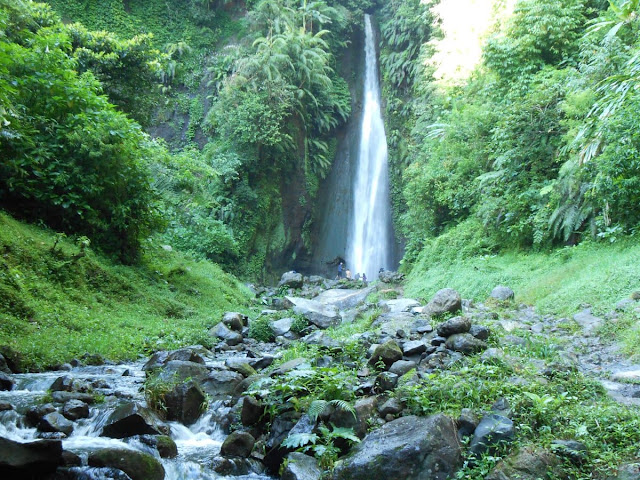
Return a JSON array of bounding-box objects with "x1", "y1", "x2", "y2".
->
[
  {"x1": 392, "y1": 0, "x2": 640, "y2": 263},
  {"x1": 0, "y1": 1, "x2": 164, "y2": 262}
]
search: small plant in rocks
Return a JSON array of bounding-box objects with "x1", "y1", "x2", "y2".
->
[
  {"x1": 249, "y1": 316, "x2": 275, "y2": 342},
  {"x1": 282, "y1": 423, "x2": 361, "y2": 470}
]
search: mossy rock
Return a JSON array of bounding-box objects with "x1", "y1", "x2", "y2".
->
[{"x1": 88, "y1": 448, "x2": 165, "y2": 480}]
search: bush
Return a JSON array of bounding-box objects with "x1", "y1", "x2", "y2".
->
[
  {"x1": 248, "y1": 316, "x2": 275, "y2": 342},
  {"x1": 0, "y1": 2, "x2": 163, "y2": 263}
]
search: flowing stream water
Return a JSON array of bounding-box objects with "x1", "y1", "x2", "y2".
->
[
  {"x1": 346, "y1": 14, "x2": 393, "y2": 280},
  {"x1": 0, "y1": 362, "x2": 273, "y2": 480}
]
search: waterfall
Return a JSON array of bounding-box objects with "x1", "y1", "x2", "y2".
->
[{"x1": 347, "y1": 14, "x2": 392, "y2": 280}]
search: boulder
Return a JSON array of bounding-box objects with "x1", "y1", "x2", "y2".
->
[
  {"x1": 221, "y1": 431, "x2": 255, "y2": 458},
  {"x1": 313, "y1": 288, "x2": 374, "y2": 310},
  {"x1": 374, "y1": 371, "x2": 398, "y2": 392},
  {"x1": 378, "y1": 397, "x2": 403, "y2": 416},
  {"x1": 353, "y1": 397, "x2": 378, "y2": 438},
  {"x1": 368, "y1": 341, "x2": 403, "y2": 369},
  {"x1": 402, "y1": 340, "x2": 427, "y2": 356},
  {"x1": 62, "y1": 399, "x2": 90, "y2": 421},
  {"x1": 162, "y1": 380, "x2": 207, "y2": 425},
  {"x1": 445, "y1": 334, "x2": 487, "y2": 355},
  {"x1": 263, "y1": 411, "x2": 300, "y2": 473},
  {"x1": 490, "y1": 286, "x2": 515, "y2": 301},
  {"x1": 389, "y1": 360, "x2": 417, "y2": 377},
  {"x1": 142, "y1": 351, "x2": 170, "y2": 372},
  {"x1": 139, "y1": 435, "x2": 178, "y2": 459},
  {"x1": 38, "y1": 412, "x2": 74, "y2": 436},
  {"x1": 0, "y1": 353, "x2": 11, "y2": 374},
  {"x1": 101, "y1": 402, "x2": 164, "y2": 438},
  {"x1": 225, "y1": 358, "x2": 256, "y2": 377},
  {"x1": 51, "y1": 392, "x2": 96, "y2": 404},
  {"x1": 165, "y1": 346, "x2": 209, "y2": 365},
  {"x1": 50, "y1": 375, "x2": 78, "y2": 393},
  {"x1": 614, "y1": 463, "x2": 640, "y2": 480},
  {"x1": 210, "y1": 322, "x2": 243, "y2": 346},
  {"x1": 271, "y1": 318, "x2": 293, "y2": 336},
  {"x1": 457, "y1": 408, "x2": 479, "y2": 438},
  {"x1": 411, "y1": 319, "x2": 433, "y2": 334},
  {"x1": 155, "y1": 360, "x2": 209, "y2": 384},
  {"x1": 469, "y1": 414, "x2": 514, "y2": 457},
  {"x1": 424, "y1": 289, "x2": 462, "y2": 317},
  {"x1": 378, "y1": 270, "x2": 405, "y2": 284},
  {"x1": 282, "y1": 452, "x2": 322, "y2": 480},
  {"x1": 469, "y1": 324, "x2": 491, "y2": 341},
  {"x1": 331, "y1": 414, "x2": 462, "y2": 480},
  {"x1": 0, "y1": 372, "x2": 15, "y2": 391},
  {"x1": 437, "y1": 316, "x2": 471, "y2": 337},
  {"x1": 286, "y1": 297, "x2": 341, "y2": 329},
  {"x1": 88, "y1": 448, "x2": 165, "y2": 480},
  {"x1": 0, "y1": 437, "x2": 62, "y2": 476},
  {"x1": 26, "y1": 404, "x2": 57, "y2": 427},
  {"x1": 486, "y1": 447, "x2": 560, "y2": 480},
  {"x1": 241, "y1": 396, "x2": 265, "y2": 426},
  {"x1": 222, "y1": 312, "x2": 248, "y2": 332},
  {"x1": 279, "y1": 271, "x2": 304, "y2": 289},
  {"x1": 201, "y1": 370, "x2": 244, "y2": 400}
]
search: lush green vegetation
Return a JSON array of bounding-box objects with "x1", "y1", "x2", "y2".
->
[
  {"x1": 0, "y1": 211, "x2": 250, "y2": 371},
  {"x1": 389, "y1": 0, "x2": 640, "y2": 263}
]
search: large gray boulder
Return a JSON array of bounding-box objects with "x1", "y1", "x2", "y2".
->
[
  {"x1": 271, "y1": 318, "x2": 293, "y2": 336},
  {"x1": 445, "y1": 334, "x2": 487, "y2": 355},
  {"x1": 490, "y1": 286, "x2": 515, "y2": 301},
  {"x1": 89, "y1": 448, "x2": 165, "y2": 480},
  {"x1": 221, "y1": 431, "x2": 255, "y2": 458},
  {"x1": 368, "y1": 341, "x2": 403, "y2": 369},
  {"x1": 0, "y1": 437, "x2": 62, "y2": 476},
  {"x1": 210, "y1": 322, "x2": 243, "y2": 346},
  {"x1": 38, "y1": 411, "x2": 74, "y2": 436},
  {"x1": 222, "y1": 312, "x2": 248, "y2": 332},
  {"x1": 378, "y1": 270, "x2": 405, "y2": 284},
  {"x1": 201, "y1": 370, "x2": 244, "y2": 400},
  {"x1": 286, "y1": 297, "x2": 340, "y2": 329},
  {"x1": 155, "y1": 360, "x2": 209, "y2": 383},
  {"x1": 470, "y1": 414, "x2": 515, "y2": 457},
  {"x1": 282, "y1": 452, "x2": 322, "y2": 480},
  {"x1": 437, "y1": 316, "x2": 471, "y2": 337},
  {"x1": 313, "y1": 287, "x2": 374, "y2": 310},
  {"x1": 424, "y1": 289, "x2": 462, "y2": 316},
  {"x1": 332, "y1": 414, "x2": 462, "y2": 480},
  {"x1": 279, "y1": 271, "x2": 304, "y2": 289},
  {"x1": 0, "y1": 372, "x2": 15, "y2": 391},
  {"x1": 162, "y1": 380, "x2": 207, "y2": 425},
  {"x1": 101, "y1": 402, "x2": 164, "y2": 438},
  {"x1": 62, "y1": 399, "x2": 90, "y2": 421}
]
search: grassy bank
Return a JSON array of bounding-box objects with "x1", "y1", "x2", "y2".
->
[
  {"x1": 404, "y1": 222, "x2": 640, "y2": 317},
  {"x1": 0, "y1": 212, "x2": 251, "y2": 371}
]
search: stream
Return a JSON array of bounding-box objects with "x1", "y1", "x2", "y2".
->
[{"x1": 0, "y1": 361, "x2": 273, "y2": 480}]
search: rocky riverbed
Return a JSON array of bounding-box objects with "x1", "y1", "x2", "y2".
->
[{"x1": 1, "y1": 271, "x2": 639, "y2": 479}]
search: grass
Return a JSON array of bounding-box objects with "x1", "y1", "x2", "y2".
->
[
  {"x1": 404, "y1": 227, "x2": 640, "y2": 317},
  {"x1": 0, "y1": 211, "x2": 251, "y2": 371}
]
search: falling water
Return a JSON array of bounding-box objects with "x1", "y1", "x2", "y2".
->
[{"x1": 347, "y1": 14, "x2": 392, "y2": 279}]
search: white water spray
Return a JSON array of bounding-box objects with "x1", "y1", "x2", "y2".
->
[{"x1": 347, "y1": 14, "x2": 392, "y2": 279}]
